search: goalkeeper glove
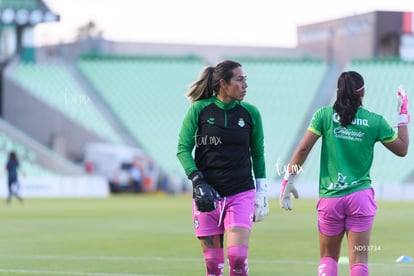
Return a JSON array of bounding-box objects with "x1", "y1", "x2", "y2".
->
[
  {"x1": 253, "y1": 178, "x2": 269, "y2": 222},
  {"x1": 189, "y1": 171, "x2": 221, "y2": 212},
  {"x1": 280, "y1": 171, "x2": 299, "y2": 211},
  {"x1": 397, "y1": 85, "x2": 410, "y2": 126}
]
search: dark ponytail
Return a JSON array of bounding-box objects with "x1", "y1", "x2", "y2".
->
[
  {"x1": 185, "y1": 66, "x2": 215, "y2": 102},
  {"x1": 185, "y1": 60, "x2": 241, "y2": 102},
  {"x1": 333, "y1": 71, "x2": 364, "y2": 126}
]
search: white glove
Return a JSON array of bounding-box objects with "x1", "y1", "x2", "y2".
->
[
  {"x1": 253, "y1": 178, "x2": 269, "y2": 222},
  {"x1": 397, "y1": 85, "x2": 410, "y2": 126},
  {"x1": 280, "y1": 172, "x2": 299, "y2": 211}
]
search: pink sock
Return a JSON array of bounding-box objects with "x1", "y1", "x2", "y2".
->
[
  {"x1": 318, "y1": 256, "x2": 338, "y2": 276},
  {"x1": 203, "y1": 248, "x2": 224, "y2": 276},
  {"x1": 227, "y1": 246, "x2": 248, "y2": 276},
  {"x1": 350, "y1": 263, "x2": 368, "y2": 276}
]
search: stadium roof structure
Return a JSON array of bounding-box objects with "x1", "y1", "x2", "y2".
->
[{"x1": 0, "y1": 0, "x2": 59, "y2": 26}]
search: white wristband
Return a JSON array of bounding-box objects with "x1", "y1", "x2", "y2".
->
[
  {"x1": 398, "y1": 114, "x2": 410, "y2": 126},
  {"x1": 284, "y1": 171, "x2": 297, "y2": 182},
  {"x1": 255, "y1": 178, "x2": 267, "y2": 192}
]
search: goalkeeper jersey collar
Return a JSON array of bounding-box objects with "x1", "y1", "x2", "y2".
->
[{"x1": 213, "y1": 96, "x2": 239, "y2": 110}]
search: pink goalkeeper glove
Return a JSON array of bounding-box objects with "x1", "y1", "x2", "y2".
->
[
  {"x1": 280, "y1": 172, "x2": 299, "y2": 211},
  {"x1": 397, "y1": 85, "x2": 410, "y2": 126}
]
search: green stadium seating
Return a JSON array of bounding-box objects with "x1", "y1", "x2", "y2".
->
[
  {"x1": 77, "y1": 55, "x2": 205, "y2": 176},
  {"x1": 10, "y1": 62, "x2": 123, "y2": 144},
  {"x1": 236, "y1": 57, "x2": 327, "y2": 179},
  {"x1": 296, "y1": 58, "x2": 414, "y2": 186},
  {"x1": 78, "y1": 55, "x2": 327, "y2": 180},
  {"x1": 17, "y1": 55, "x2": 410, "y2": 186},
  {"x1": 0, "y1": 132, "x2": 57, "y2": 176},
  {"x1": 345, "y1": 58, "x2": 414, "y2": 184}
]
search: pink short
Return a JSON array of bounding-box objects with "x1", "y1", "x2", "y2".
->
[
  {"x1": 192, "y1": 189, "x2": 255, "y2": 237},
  {"x1": 317, "y1": 188, "x2": 377, "y2": 236}
]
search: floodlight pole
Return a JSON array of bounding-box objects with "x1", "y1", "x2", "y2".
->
[{"x1": 0, "y1": 24, "x2": 24, "y2": 117}]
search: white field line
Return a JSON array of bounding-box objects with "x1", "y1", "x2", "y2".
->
[
  {"x1": 0, "y1": 255, "x2": 413, "y2": 267},
  {"x1": 0, "y1": 269, "x2": 163, "y2": 276}
]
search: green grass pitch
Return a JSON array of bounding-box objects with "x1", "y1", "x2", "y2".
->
[{"x1": 0, "y1": 194, "x2": 413, "y2": 275}]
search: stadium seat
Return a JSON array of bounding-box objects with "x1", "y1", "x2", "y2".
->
[
  {"x1": 345, "y1": 58, "x2": 414, "y2": 184},
  {"x1": 236, "y1": 57, "x2": 327, "y2": 179},
  {"x1": 77, "y1": 55, "x2": 205, "y2": 176},
  {"x1": 10, "y1": 62, "x2": 123, "y2": 144},
  {"x1": 0, "y1": 131, "x2": 57, "y2": 176},
  {"x1": 78, "y1": 55, "x2": 328, "y2": 180}
]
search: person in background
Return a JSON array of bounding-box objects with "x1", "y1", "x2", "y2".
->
[
  {"x1": 129, "y1": 156, "x2": 143, "y2": 193},
  {"x1": 177, "y1": 60, "x2": 268, "y2": 276},
  {"x1": 5, "y1": 151, "x2": 24, "y2": 204},
  {"x1": 280, "y1": 71, "x2": 409, "y2": 276}
]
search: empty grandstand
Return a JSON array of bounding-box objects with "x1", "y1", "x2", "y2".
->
[
  {"x1": 9, "y1": 61, "x2": 124, "y2": 145},
  {"x1": 346, "y1": 58, "x2": 414, "y2": 184},
  {"x1": 0, "y1": 5, "x2": 413, "y2": 197},
  {"x1": 76, "y1": 54, "x2": 204, "y2": 178}
]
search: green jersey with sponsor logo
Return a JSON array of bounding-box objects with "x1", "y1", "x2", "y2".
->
[{"x1": 308, "y1": 106, "x2": 397, "y2": 198}]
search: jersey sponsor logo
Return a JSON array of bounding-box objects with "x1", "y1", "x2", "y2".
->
[
  {"x1": 334, "y1": 127, "x2": 365, "y2": 142},
  {"x1": 238, "y1": 118, "x2": 245, "y2": 127},
  {"x1": 207, "y1": 117, "x2": 215, "y2": 124},
  {"x1": 327, "y1": 172, "x2": 358, "y2": 190},
  {"x1": 332, "y1": 113, "x2": 369, "y2": 126}
]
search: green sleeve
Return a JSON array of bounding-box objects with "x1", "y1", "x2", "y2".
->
[
  {"x1": 307, "y1": 106, "x2": 325, "y2": 136},
  {"x1": 243, "y1": 102, "x2": 266, "y2": 178},
  {"x1": 176, "y1": 103, "x2": 199, "y2": 176},
  {"x1": 377, "y1": 115, "x2": 397, "y2": 143}
]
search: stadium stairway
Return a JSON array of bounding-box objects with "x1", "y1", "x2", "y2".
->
[
  {"x1": 76, "y1": 54, "x2": 206, "y2": 180},
  {"x1": 73, "y1": 55, "x2": 414, "y2": 196},
  {"x1": 65, "y1": 62, "x2": 138, "y2": 147},
  {"x1": 287, "y1": 61, "x2": 343, "y2": 187},
  {"x1": 0, "y1": 117, "x2": 82, "y2": 175},
  {"x1": 3, "y1": 59, "x2": 128, "y2": 160},
  {"x1": 235, "y1": 57, "x2": 329, "y2": 180},
  {"x1": 0, "y1": 117, "x2": 110, "y2": 199}
]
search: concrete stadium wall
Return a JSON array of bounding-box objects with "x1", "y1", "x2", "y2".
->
[
  {"x1": 0, "y1": 118, "x2": 83, "y2": 174},
  {"x1": 268, "y1": 180, "x2": 414, "y2": 201},
  {"x1": 0, "y1": 175, "x2": 109, "y2": 198},
  {"x1": 35, "y1": 39, "x2": 306, "y2": 64},
  {"x1": 297, "y1": 11, "x2": 405, "y2": 67}
]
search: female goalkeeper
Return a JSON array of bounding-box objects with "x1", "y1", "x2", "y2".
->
[
  {"x1": 280, "y1": 71, "x2": 409, "y2": 276},
  {"x1": 177, "y1": 60, "x2": 267, "y2": 276}
]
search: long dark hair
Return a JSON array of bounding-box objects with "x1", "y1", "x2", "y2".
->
[
  {"x1": 333, "y1": 71, "x2": 364, "y2": 126},
  {"x1": 8, "y1": 151, "x2": 19, "y2": 165},
  {"x1": 185, "y1": 60, "x2": 241, "y2": 102}
]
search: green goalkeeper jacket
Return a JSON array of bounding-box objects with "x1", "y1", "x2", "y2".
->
[{"x1": 177, "y1": 96, "x2": 266, "y2": 197}]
